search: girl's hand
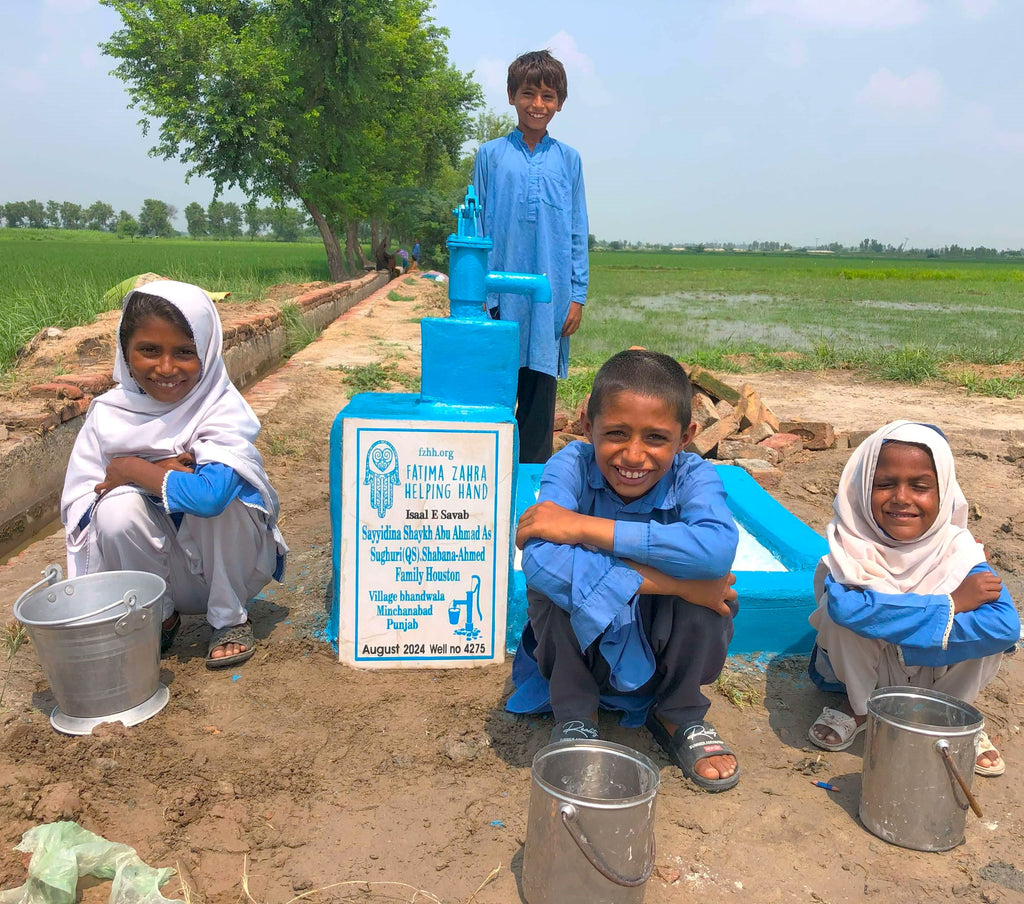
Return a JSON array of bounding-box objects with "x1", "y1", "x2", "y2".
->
[
  {"x1": 94, "y1": 456, "x2": 167, "y2": 497},
  {"x1": 155, "y1": 452, "x2": 195, "y2": 473},
  {"x1": 951, "y1": 571, "x2": 1004, "y2": 613}
]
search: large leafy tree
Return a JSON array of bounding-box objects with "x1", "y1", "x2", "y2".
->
[{"x1": 101, "y1": 0, "x2": 480, "y2": 280}]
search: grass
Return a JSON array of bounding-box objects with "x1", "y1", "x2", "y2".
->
[
  {"x1": 333, "y1": 360, "x2": 419, "y2": 396},
  {"x1": 0, "y1": 621, "x2": 28, "y2": 710},
  {"x1": 0, "y1": 229, "x2": 335, "y2": 373},
  {"x1": 571, "y1": 250, "x2": 1024, "y2": 397},
  {"x1": 386, "y1": 290, "x2": 415, "y2": 301},
  {"x1": 280, "y1": 304, "x2": 318, "y2": 358}
]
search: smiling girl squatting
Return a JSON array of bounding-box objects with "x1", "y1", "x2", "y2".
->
[
  {"x1": 807, "y1": 420, "x2": 1019, "y2": 775},
  {"x1": 61, "y1": 281, "x2": 287, "y2": 669}
]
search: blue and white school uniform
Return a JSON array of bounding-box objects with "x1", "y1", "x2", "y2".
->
[
  {"x1": 809, "y1": 421, "x2": 1019, "y2": 714},
  {"x1": 61, "y1": 281, "x2": 287, "y2": 629}
]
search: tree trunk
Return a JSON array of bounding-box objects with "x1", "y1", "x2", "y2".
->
[
  {"x1": 370, "y1": 217, "x2": 381, "y2": 257},
  {"x1": 302, "y1": 197, "x2": 347, "y2": 281},
  {"x1": 346, "y1": 221, "x2": 368, "y2": 269}
]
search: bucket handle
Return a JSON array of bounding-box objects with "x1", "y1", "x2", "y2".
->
[
  {"x1": 14, "y1": 564, "x2": 64, "y2": 611},
  {"x1": 935, "y1": 739, "x2": 983, "y2": 818},
  {"x1": 114, "y1": 593, "x2": 153, "y2": 635},
  {"x1": 559, "y1": 804, "x2": 655, "y2": 888}
]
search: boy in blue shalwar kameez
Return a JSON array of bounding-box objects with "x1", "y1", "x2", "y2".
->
[
  {"x1": 509, "y1": 350, "x2": 742, "y2": 792},
  {"x1": 473, "y1": 50, "x2": 589, "y2": 463}
]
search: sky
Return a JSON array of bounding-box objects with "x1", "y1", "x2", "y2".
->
[{"x1": 2, "y1": 0, "x2": 1023, "y2": 249}]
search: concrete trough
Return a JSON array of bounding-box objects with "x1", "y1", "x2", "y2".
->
[{"x1": 507, "y1": 461, "x2": 827, "y2": 658}]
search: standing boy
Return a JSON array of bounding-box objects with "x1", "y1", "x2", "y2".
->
[
  {"x1": 473, "y1": 50, "x2": 589, "y2": 463},
  {"x1": 510, "y1": 350, "x2": 742, "y2": 792}
]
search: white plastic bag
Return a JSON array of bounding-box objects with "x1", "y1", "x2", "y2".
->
[{"x1": 0, "y1": 822, "x2": 183, "y2": 904}]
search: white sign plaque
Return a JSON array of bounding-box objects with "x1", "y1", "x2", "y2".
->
[{"x1": 338, "y1": 418, "x2": 514, "y2": 667}]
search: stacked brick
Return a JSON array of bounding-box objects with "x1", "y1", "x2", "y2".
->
[{"x1": 552, "y1": 363, "x2": 843, "y2": 491}]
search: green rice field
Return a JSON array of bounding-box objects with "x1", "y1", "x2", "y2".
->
[
  {"x1": 0, "y1": 229, "x2": 331, "y2": 373},
  {"x1": 570, "y1": 250, "x2": 1024, "y2": 397},
  {"x1": 3, "y1": 233, "x2": 1024, "y2": 396}
]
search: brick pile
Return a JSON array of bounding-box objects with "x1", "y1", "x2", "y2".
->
[{"x1": 553, "y1": 363, "x2": 855, "y2": 490}]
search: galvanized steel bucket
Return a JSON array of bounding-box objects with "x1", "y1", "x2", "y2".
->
[
  {"x1": 860, "y1": 686, "x2": 984, "y2": 852},
  {"x1": 523, "y1": 739, "x2": 659, "y2": 904},
  {"x1": 13, "y1": 565, "x2": 168, "y2": 735}
]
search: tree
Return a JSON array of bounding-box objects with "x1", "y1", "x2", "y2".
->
[
  {"x1": 243, "y1": 199, "x2": 263, "y2": 237},
  {"x1": 116, "y1": 210, "x2": 139, "y2": 240},
  {"x1": 59, "y1": 202, "x2": 85, "y2": 229},
  {"x1": 45, "y1": 200, "x2": 61, "y2": 228},
  {"x1": 101, "y1": 0, "x2": 480, "y2": 280},
  {"x1": 184, "y1": 202, "x2": 208, "y2": 238},
  {"x1": 138, "y1": 198, "x2": 173, "y2": 237},
  {"x1": 25, "y1": 200, "x2": 47, "y2": 229},
  {"x1": 3, "y1": 201, "x2": 29, "y2": 227},
  {"x1": 86, "y1": 201, "x2": 116, "y2": 231},
  {"x1": 222, "y1": 202, "x2": 243, "y2": 238},
  {"x1": 207, "y1": 200, "x2": 226, "y2": 238}
]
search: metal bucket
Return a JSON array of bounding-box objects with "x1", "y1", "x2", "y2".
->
[
  {"x1": 860, "y1": 686, "x2": 983, "y2": 852},
  {"x1": 13, "y1": 565, "x2": 168, "y2": 735},
  {"x1": 523, "y1": 740, "x2": 659, "y2": 904}
]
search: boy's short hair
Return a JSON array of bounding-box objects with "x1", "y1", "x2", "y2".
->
[
  {"x1": 587, "y1": 350, "x2": 693, "y2": 429},
  {"x1": 507, "y1": 50, "x2": 567, "y2": 103}
]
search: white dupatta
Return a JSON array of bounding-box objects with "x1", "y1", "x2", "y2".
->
[{"x1": 62, "y1": 281, "x2": 284, "y2": 572}]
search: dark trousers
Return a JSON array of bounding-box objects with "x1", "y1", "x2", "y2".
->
[
  {"x1": 516, "y1": 367, "x2": 557, "y2": 464},
  {"x1": 527, "y1": 588, "x2": 737, "y2": 728},
  {"x1": 488, "y1": 308, "x2": 557, "y2": 464}
]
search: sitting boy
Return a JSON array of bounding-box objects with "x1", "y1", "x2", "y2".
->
[{"x1": 509, "y1": 349, "x2": 741, "y2": 791}]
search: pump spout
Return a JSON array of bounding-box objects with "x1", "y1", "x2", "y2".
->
[{"x1": 485, "y1": 271, "x2": 552, "y2": 306}]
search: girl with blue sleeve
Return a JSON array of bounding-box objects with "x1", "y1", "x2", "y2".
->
[
  {"x1": 808, "y1": 420, "x2": 1019, "y2": 775},
  {"x1": 61, "y1": 281, "x2": 287, "y2": 670}
]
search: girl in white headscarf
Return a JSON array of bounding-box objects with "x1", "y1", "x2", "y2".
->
[
  {"x1": 807, "y1": 421, "x2": 1018, "y2": 775},
  {"x1": 62, "y1": 281, "x2": 287, "y2": 669}
]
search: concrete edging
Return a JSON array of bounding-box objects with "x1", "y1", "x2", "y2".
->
[{"x1": 0, "y1": 270, "x2": 389, "y2": 560}]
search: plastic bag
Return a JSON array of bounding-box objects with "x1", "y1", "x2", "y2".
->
[{"x1": 0, "y1": 822, "x2": 183, "y2": 904}]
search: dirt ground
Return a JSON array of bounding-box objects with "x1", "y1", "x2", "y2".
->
[{"x1": 3, "y1": 276, "x2": 1024, "y2": 904}]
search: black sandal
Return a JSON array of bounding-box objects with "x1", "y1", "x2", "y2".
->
[
  {"x1": 646, "y1": 715, "x2": 740, "y2": 792},
  {"x1": 206, "y1": 619, "x2": 255, "y2": 670},
  {"x1": 160, "y1": 612, "x2": 181, "y2": 656}
]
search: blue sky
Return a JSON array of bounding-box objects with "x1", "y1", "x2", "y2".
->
[{"x1": 2, "y1": 0, "x2": 1022, "y2": 248}]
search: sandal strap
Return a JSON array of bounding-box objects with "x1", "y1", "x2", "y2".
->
[
  {"x1": 209, "y1": 619, "x2": 253, "y2": 652},
  {"x1": 812, "y1": 707, "x2": 859, "y2": 740}
]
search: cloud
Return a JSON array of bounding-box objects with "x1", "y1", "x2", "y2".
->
[
  {"x1": 766, "y1": 36, "x2": 807, "y2": 68},
  {"x1": 544, "y1": 31, "x2": 595, "y2": 76},
  {"x1": 857, "y1": 67, "x2": 942, "y2": 113},
  {"x1": 959, "y1": 0, "x2": 995, "y2": 18},
  {"x1": 543, "y1": 31, "x2": 609, "y2": 107},
  {"x1": 960, "y1": 103, "x2": 1024, "y2": 153},
  {"x1": 5, "y1": 69, "x2": 45, "y2": 95},
  {"x1": 739, "y1": 0, "x2": 927, "y2": 28},
  {"x1": 474, "y1": 56, "x2": 507, "y2": 95}
]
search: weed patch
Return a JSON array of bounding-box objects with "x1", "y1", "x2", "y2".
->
[{"x1": 280, "y1": 304, "x2": 318, "y2": 357}]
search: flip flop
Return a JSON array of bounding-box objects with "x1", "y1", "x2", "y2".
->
[
  {"x1": 160, "y1": 612, "x2": 181, "y2": 656},
  {"x1": 550, "y1": 718, "x2": 600, "y2": 743},
  {"x1": 808, "y1": 706, "x2": 866, "y2": 751},
  {"x1": 975, "y1": 729, "x2": 1006, "y2": 777},
  {"x1": 646, "y1": 714, "x2": 740, "y2": 792},
  {"x1": 206, "y1": 619, "x2": 255, "y2": 670}
]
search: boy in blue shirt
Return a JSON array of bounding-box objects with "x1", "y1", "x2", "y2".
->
[
  {"x1": 511, "y1": 350, "x2": 742, "y2": 792},
  {"x1": 473, "y1": 50, "x2": 589, "y2": 464}
]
